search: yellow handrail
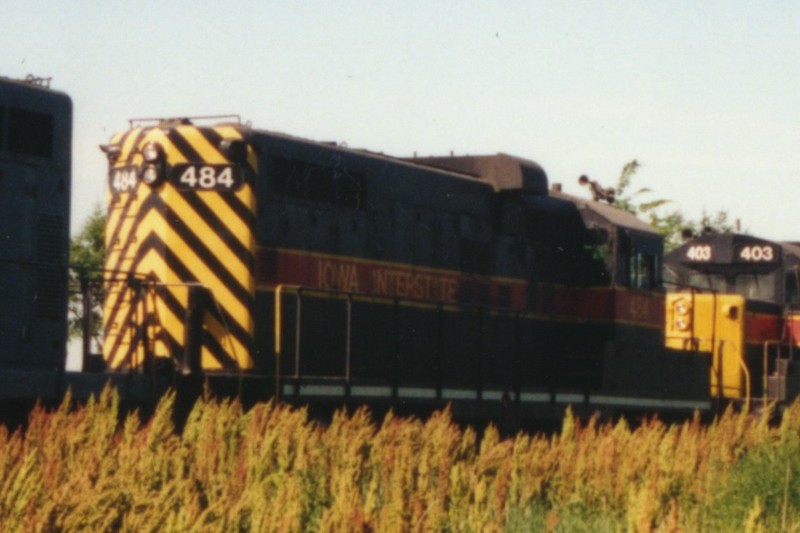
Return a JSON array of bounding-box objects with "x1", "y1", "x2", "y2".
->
[{"x1": 734, "y1": 341, "x2": 751, "y2": 412}]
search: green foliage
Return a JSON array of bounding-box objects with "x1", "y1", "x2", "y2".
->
[
  {"x1": 69, "y1": 205, "x2": 106, "y2": 275},
  {"x1": 706, "y1": 432, "x2": 800, "y2": 531},
  {"x1": 68, "y1": 205, "x2": 106, "y2": 343},
  {"x1": 613, "y1": 159, "x2": 736, "y2": 250}
]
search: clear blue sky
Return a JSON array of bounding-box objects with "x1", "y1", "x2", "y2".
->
[{"x1": 3, "y1": 1, "x2": 799, "y2": 240}]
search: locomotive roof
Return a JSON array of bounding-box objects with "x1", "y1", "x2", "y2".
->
[
  {"x1": 238, "y1": 125, "x2": 662, "y2": 236},
  {"x1": 549, "y1": 189, "x2": 659, "y2": 237},
  {"x1": 130, "y1": 121, "x2": 555, "y2": 196},
  {"x1": 0, "y1": 75, "x2": 65, "y2": 96},
  {"x1": 203, "y1": 123, "x2": 552, "y2": 195},
  {"x1": 244, "y1": 127, "x2": 488, "y2": 178},
  {"x1": 670, "y1": 232, "x2": 784, "y2": 249},
  {"x1": 666, "y1": 233, "x2": 800, "y2": 262},
  {"x1": 0, "y1": 76, "x2": 72, "y2": 116},
  {"x1": 782, "y1": 242, "x2": 800, "y2": 255},
  {"x1": 404, "y1": 153, "x2": 549, "y2": 194}
]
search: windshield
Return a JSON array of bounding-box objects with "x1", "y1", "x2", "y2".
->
[
  {"x1": 684, "y1": 271, "x2": 776, "y2": 301},
  {"x1": 734, "y1": 273, "x2": 775, "y2": 301},
  {"x1": 688, "y1": 272, "x2": 726, "y2": 292}
]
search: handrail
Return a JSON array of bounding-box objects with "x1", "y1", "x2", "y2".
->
[
  {"x1": 272, "y1": 281, "x2": 626, "y2": 402},
  {"x1": 130, "y1": 280, "x2": 244, "y2": 379},
  {"x1": 128, "y1": 115, "x2": 241, "y2": 128},
  {"x1": 726, "y1": 339, "x2": 751, "y2": 411},
  {"x1": 711, "y1": 337, "x2": 750, "y2": 407}
]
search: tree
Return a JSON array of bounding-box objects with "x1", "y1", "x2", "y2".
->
[
  {"x1": 612, "y1": 160, "x2": 736, "y2": 250},
  {"x1": 68, "y1": 205, "x2": 106, "y2": 349}
]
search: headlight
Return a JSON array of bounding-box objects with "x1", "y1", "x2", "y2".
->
[
  {"x1": 219, "y1": 139, "x2": 247, "y2": 162},
  {"x1": 140, "y1": 142, "x2": 166, "y2": 186},
  {"x1": 673, "y1": 298, "x2": 691, "y2": 331},
  {"x1": 142, "y1": 142, "x2": 162, "y2": 163},
  {"x1": 141, "y1": 166, "x2": 160, "y2": 186}
]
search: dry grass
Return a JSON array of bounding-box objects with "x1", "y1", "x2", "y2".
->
[{"x1": 1, "y1": 387, "x2": 798, "y2": 531}]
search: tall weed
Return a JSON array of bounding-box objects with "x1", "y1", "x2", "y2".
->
[{"x1": 2, "y1": 388, "x2": 800, "y2": 531}]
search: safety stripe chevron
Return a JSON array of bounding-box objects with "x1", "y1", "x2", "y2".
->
[
  {"x1": 153, "y1": 282, "x2": 240, "y2": 369},
  {"x1": 162, "y1": 199, "x2": 251, "y2": 308},
  {"x1": 106, "y1": 195, "x2": 135, "y2": 254},
  {"x1": 106, "y1": 193, "x2": 162, "y2": 276},
  {"x1": 103, "y1": 203, "x2": 167, "y2": 368},
  {"x1": 103, "y1": 190, "x2": 159, "y2": 367},
  {"x1": 105, "y1": 191, "x2": 253, "y2": 368},
  {"x1": 104, "y1": 292, "x2": 137, "y2": 367},
  {"x1": 179, "y1": 191, "x2": 253, "y2": 266},
  {"x1": 105, "y1": 220, "x2": 252, "y2": 369},
  {"x1": 103, "y1": 123, "x2": 255, "y2": 371},
  {"x1": 160, "y1": 185, "x2": 252, "y2": 300},
  {"x1": 157, "y1": 237, "x2": 252, "y2": 351},
  {"x1": 122, "y1": 128, "x2": 147, "y2": 165},
  {"x1": 166, "y1": 127, "x2": 256, "y2": 226}
]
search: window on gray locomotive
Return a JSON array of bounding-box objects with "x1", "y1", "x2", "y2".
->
[
  {"x1": 586, "y1": 227, "x2": 610, "y2": 261},
  {"x1": 582, "y1": 227, "x2": 611, "y2": 284},
  {"x1": 662, "y1": 264, "x2": 678, "y2": 288},
  {"x1": 734, "y1": 273, "x2": 776, "y2": 302},
  {"x1": 7, "y1": 108, "x2": 53, "y2": 158},
  {"x1": 270, "y1": 156, "x2": 366, "y2": 209},
  {"x1": 688, "y1": 272, "x2": 725, "y2": 292},
  {"x1": 785, "y1": 269, "x2": 800, "y2": 307},
  {"x1": 628, "y1": 250, "x2": 659, "y2": 290},
  {"x1": 524, "y1": 205, "x2": 591, "y2": 283}
]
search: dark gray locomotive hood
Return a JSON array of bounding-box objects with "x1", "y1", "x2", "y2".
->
[{"x1": 405, "y1": 153, "x2": 549, "y2": 195}]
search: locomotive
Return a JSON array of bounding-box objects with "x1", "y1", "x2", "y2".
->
[
  {"x1": 94, "y1": 116, "x2": 709, "y2": 422},
  {"x1": 0, "y1": 76, "x2": 71, "y2": 399},
  {"x1": 664, "y1": 233, "x2": 800, "y2": 406}
]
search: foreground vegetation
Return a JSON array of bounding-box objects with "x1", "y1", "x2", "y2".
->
[{"x1": 1, "y1": 389, "x2": 799, "y2": 532}]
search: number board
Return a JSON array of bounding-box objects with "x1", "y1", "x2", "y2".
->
[
  {"x1": 735, "y1": 244, "x2": 779, "y2": 263},
  {"x1": 684, "y1": 244, "x2": 714, "y2": 262},
  {"x1": 170, "y1": 164, "x2": 244, "y2": 192},
  {"x1": 109, "y1": 166, "x2": 139, "y2": 194}
]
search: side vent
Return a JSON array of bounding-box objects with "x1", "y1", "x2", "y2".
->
[{"x1": 34, "y1": 214, "x2": 66, "y2": 318}]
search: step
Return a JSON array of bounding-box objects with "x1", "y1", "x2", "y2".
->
[
  {"x1": 776, "y1": 357, "x2": 791, "y2": 377},
  {"x1": 767, "y1": 375, "x2": 786, "y2": 402}
]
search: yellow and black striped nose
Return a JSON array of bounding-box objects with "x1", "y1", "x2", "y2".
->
[{"x1": 103, "y1": 123, "x2": 256, "y2": 372}]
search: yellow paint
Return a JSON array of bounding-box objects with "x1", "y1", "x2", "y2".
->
[
  {"x1": 665, "y1": 293, "x2": 747, "y2": 400},
  {"x1": 103, "y1": 123, "x2": 256, "y2": 371}
]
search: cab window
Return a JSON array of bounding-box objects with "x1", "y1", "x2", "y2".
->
[
  {"x1": 734, "y1": 273, "x2": 776, "y2": 302},
  {"x1": 688, "y1": 272, "x2": 726, "y2": 292},
  {"x1": 629, "y1": 250, "x2": 658, "y2": 290},
  {"x1": 785, "y1": 269, "x2": 800, "y2": 307}
]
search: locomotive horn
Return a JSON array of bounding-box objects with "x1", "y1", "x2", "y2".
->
[{"x1": 579, "y1": 175, "x2": 615, "y2": 204}]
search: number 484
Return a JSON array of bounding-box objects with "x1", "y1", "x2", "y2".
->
[{"x1": 178, "y1": 165, "x2": 236, "y2": 190}]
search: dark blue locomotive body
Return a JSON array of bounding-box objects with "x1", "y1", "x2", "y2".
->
[
  {"x1": 92, "y1": 120, "x2": 709, "y2": 423},
  {"x1": 0, "y1": 76, "x2": 71, "y2": 373}
]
